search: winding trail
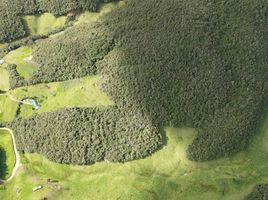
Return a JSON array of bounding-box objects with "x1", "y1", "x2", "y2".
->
[{"x1": 0, "y1": 128, "x2": 20, "y2": 183}]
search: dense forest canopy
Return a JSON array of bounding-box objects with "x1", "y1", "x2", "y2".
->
[
  {"x1": 9, "y1": 107, "x2": 162, "y2": 164},
  {"x1": 9, "y1": 0, "x2": 267, "y2": 162}
]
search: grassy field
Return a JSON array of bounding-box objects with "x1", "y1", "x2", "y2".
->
[
  {"x1": 4, "y1": 46, "x2": 38, "y2": 80},
  {"x1": 0, "y1": 130, "x2": 16, "y2": 180},
  {"x1": 0, "y1": 75, "x2": 112, "y2": 121},
  {"x1": 0, "y1": 95, "x2": 17, "y2": 122},
  {"x1": 0, "y1": 112, "x2": 267, "y2": 200},
  {"x1": 23, "y1": 13, "x2": 66, "y2": 36},
  {"x1": 0, "y1": 67, "x2": 9, "y2": 91}
]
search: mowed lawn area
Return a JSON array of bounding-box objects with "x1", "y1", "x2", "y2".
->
[
  {"x1": 0, "y1": 113, "x2": 267, "y2": 200},
  {"x1": 0, "y1": 130, "x2": 16, "y2": 180}
]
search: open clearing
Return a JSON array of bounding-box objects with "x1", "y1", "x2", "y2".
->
[
  {"x1": 0, "y1": 113, "x2": 267, "y2": 200},
  {"x1": 0, "y1": 75, "x2": 112, "y2": 121},
  {"x1": 0, "y1": 130, "x2": 16, "y2": 180},
  {"x1": 4, "y1": 46, "x2": 38, "y2": 80},
  {"x1": 23, "y1": 13, "x2": 66, "y2": 36}
]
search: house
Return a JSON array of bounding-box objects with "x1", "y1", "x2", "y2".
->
[
  {"x1": 29, "y1": 99, "x2": 40, "y2": 110},
  {"x1": 0, "y1": 59, "x2": 4, "y2": 65}
]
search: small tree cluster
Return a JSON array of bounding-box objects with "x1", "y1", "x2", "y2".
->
[{"x1": 7, "y1": 64, "x2": 27, "y2": 89}]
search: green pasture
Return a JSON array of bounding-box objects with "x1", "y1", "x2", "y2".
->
[
  {"x1": 0, "y1": 95, "x2": 17, "y2": 122},
  {"x1": 0, "y1": 67, "x2": 9, "y2": 91},
  {"x1": 1, "y1": 113, "x2": 267, "y2": 200},
  {"x1": 0, "y1": 76, "x2": 112, "y2": 120},
  {"x1": 0, "y1": 130, "x2": 16, "y2": 180},
  {"x1": 4, "y1": 46, "x2": 38, "y2": 80}
]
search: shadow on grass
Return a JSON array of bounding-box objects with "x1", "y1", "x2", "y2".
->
[{"x1": 0, "y1": 146, "x2": 8, "y2": 180}]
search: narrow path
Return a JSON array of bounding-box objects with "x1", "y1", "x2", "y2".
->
[
  {"x1": 0, "y1": 128, "x2": 20, "y2": 183},
  {"x1": 0, "y1": 92, "x2": 32, "y2": 105}
]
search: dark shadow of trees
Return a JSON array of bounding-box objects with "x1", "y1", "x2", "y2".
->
[{"x1": 0, "y1": 146, "x2": 8, "y2": 180}]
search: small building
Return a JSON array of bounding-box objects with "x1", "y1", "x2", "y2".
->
[
  {"x1": 22, "y1": 98, "x2": 41, "y2": 110},
  {"x1": 32, "y1": 185, "x2": 43, "y2": 192},
  {"x1": 0, "y1": 59, "x2": 4, "y2": 65},
  {"x1": 29, "y1": 99, "x2": 40, "y2": 110}
]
